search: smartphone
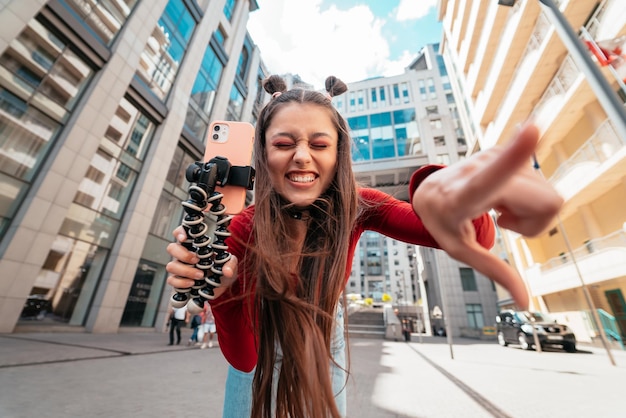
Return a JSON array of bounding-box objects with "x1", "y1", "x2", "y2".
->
[{"x1": 203, "y1": 120, "x2": 255, "y2": 214}]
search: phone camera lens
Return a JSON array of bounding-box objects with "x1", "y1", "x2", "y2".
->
[
  {"x1": 214, "y1": 125, "x2": 220, "y2": 131},
  {"x1": 212, "y1": 133, "x2": 219, "y2": 140}
]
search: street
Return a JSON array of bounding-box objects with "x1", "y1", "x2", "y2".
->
[{"x1": 0, "y1": 332, "x2": 624, "y2": 417}]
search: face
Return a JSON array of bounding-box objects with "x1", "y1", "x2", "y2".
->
[{"x1": 264, "y1": 103, "x2": 338, "y2": 208}]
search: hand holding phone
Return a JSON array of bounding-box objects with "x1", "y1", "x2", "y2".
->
[{"x1": 204, "y1": 121, "x2": 255, "y2": 214}]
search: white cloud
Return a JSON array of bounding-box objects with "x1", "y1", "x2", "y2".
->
[
  {"x1": 396, "y1": 0, "x2": 438, "y2": 21},
  {"x1": 248, "y1": 0, "x2": 406, "y2": 89}
]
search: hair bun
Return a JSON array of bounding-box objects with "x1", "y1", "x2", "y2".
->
[
  {"x1": 325, "y1": 76, "x2": 348, "y2": 97},
  {"x1": 263, "y1": 75, "x2": 287, "y2": 95}
]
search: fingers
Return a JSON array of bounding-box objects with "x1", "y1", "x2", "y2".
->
[
  {"x1": 455, "y1": 243, "x2": 530, "y2": 309},
  {"x1": 494, "y1": 171, "x2": 563, "y2": 236},
  {"x1": 484, "y1": 122, "x2": 539, "y2": 182},
  {"x1": 456, "y1": 123, "x2": 540, "y2": 209},
  {"x1": 172, "y1": 225, "x2": 187, "y2": 242},
  {"x1": 167, "y1": 241, "x2": 198, "y2": 265},
  {"x1": 222, "y1": 255, "x2": 238, "y2": 281}
]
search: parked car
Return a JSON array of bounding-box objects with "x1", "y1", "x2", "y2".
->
[
  {"x1": 495, "y1": 310, "x2": 576, "y2": 352},
  {"x1": 20, "y1": 295, "x2": 52, "y2": 320}
]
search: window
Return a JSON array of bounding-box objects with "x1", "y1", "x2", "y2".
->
[
  {"x1": 370, "y1": 112, "x2": 394, "y2": 159},
  {"x1": 214, "y1": 26, "x2": 226, "y2": 46},
  {"x1": 426, "y1": 105, "x2": 439, "y2": 115},
  {"x1": 237, "y1": 44, "x2": 250, "y2": 80},
  {"x1": 185, "y1": 45, "x2": 223, "y2": 141},
  {"x1": 136, "y1": 0, "x2": 197, "y2": 99},
  {"x1": 61, "y1": 0, "x2": 139, "y2": 45},
  {"x1": 0, "y1": 19, "x2": 94, "y2": 236},
  {"x1": 223, "y1": 0, "x2": 236, "y2": 20},
  {"x1": 401, "y1": 82, "x2": 410, "y2": 103},
  {"x1": 418, "y1": 80, "x2": 427, "y2": 100},
  {"x1": 226, "y1": 84, "x2": 244, "y2": 121},
  {"x1": 370, "y1": 87, "x2": 377, "y2": 108},
  {"x1": 76, "y1": 97, "x2": 155, "y2": 219},
  {"x1": 427, "y1": 78, "x2": 436, "y2": 100},
  {"x1": 430, "y1": 118, "x2": 442, "y2": 129},
  {"x1": 436, "y1": 154, "x2": 450, "y2": 165},
  {"x1": 466, "y1": 304, "x2": 484, "y2": 329},
  {"x1": 357, "y1": 90, "x2": 365, "y2": 110},
  {"x1": 460, "y1": 268, "x2": 477, "y2": 291},
  {"x1": 348, "y1": 115, "x2": 369, "y2": 161},
  {"x1": 379, "y1": 86, "x2": 386, "y2": 106}
]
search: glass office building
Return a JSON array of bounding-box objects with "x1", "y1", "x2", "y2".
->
[{"x1": 0, "y1": 0, "x2": 264, "y2": 333}]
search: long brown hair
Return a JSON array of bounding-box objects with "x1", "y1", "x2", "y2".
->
[{"x1": 250, "y1": 75, "x2": 358, "y2": 417}]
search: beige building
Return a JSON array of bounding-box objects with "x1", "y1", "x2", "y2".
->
[
  {"x1": 437, "y1": 0, "x2": 626, "y2": 346},
  {"x1": 0, "y1": 0, "x2": 264, "y2": 333}
]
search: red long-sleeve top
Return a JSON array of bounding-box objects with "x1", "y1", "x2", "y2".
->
[{"x1": 211, "y1": 166, "x2": 495, "y2": 372}]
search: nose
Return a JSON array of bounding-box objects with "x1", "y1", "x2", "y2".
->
[{"x1": 293, "y1": 142, "x2": 311, "y2": 165}]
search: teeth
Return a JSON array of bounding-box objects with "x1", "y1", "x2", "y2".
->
[{"x1": 289, "y1": 175, "x2": 315, "y2": 183}]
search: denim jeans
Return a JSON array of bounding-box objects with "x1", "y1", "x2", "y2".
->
[{"x1": 222, "y1": 306, "x2": 347, "y2": 417}]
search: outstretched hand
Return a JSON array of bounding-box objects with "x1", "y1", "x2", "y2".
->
[{"x1": 412, "y1": 123, "x2": 563, "y2": 309}]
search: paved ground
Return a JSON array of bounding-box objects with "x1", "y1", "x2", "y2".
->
[{"x1": 0, "y1": 330, "x2": 624, "y2": 417}]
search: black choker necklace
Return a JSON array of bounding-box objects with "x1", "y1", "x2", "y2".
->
[{"x1": 287, "y1": 208, "x2": 311, "y2": 221}]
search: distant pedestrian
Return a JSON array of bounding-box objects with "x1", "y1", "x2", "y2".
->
[
  {"x1": 402, "y1": 321, "x2": 411, "y2": 342},
  {"x1": 199, "y1": 302, "x2": 216, "y2": 349},
  {"x1": 188, "y1": 313, "x2": 202, "y2": 346},
  {"x1": 167, "y1": 305, "x2": 188, "y2": 345}
]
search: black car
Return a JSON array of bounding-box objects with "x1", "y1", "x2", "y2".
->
[
  {"x1": 21, "y1": 295, "x2": 52, "y2": 320},
  {"x1": 495, "y1": 310, "x2": 576, "y2": 352}
]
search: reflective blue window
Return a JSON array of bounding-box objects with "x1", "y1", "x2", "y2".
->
[
  {"x1": 370, "y1": 112, "x2": 393, "y2": 159},
  {"x1": 393, "y1": 109, "x2": 420, "y2": 156},
  {"x1": 137, "y1": 0, "x2": 197, "y2": 99},
  {"x1": 185, "y1": 46, "x2": 224, "y2": 141},
  {"x1": 348, "y1": 116, "x2": 369, "y2": 161},
  {"x1": 224, "y1": 0, "x2": 236, "y2": 20}
]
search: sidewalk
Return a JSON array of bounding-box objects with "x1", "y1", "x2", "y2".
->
[{"x1": 1, "y1": 331, "x2": 624, "y2": 417}]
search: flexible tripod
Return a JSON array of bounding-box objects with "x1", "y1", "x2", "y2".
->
[{"x1": 170, "y1": 156, "x2": 254, "y2": 315}]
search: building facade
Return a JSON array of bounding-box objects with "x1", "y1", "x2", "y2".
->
[
  {"x1": 0, "y1": 0, "x2": 265, "y2": 333},
  {"x1": 438, "y1": 0, "x2": 626, "y2": 344},
  {"x1": 334, "y1": 44, "x2": 499, "y2": 337}
]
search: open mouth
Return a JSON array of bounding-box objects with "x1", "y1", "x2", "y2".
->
[{"x1": 287, "y1": 173, "x2": 317, "y2": 183}]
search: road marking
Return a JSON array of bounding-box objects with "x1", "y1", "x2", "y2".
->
[{"x1": 408, "y1": 345, "x2": 514, "y2": 418}]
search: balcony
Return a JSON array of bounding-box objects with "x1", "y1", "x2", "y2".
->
[
  {"x1": 527, "y1": 229, "x2": 626, "y2": 295},
  {"x1": 549, "y1": 118, "x2": 625, "y2": 204}
]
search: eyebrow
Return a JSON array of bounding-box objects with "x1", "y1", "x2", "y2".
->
[{"x1": 269, "y1": 131, "x2": 335, "y2": 141}]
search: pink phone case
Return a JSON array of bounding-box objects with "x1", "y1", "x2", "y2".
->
[{"x1": 203, "y1": 120, "x2": 255, "y2": 214}]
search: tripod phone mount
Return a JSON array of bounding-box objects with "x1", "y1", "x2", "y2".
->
[{"x1": 170, "y1": 156, "x2": 255, "y2": 315}]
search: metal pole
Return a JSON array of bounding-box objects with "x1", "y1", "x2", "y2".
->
[
  {"x1": 416, "y1": 275, "x2": 424, "y2": 344},
  {"x1": 536, "y1": 0, "x2": 617, "y2": 366},
  {"x1": 433, "y1": 251, "x2": 454, "y2": 359},
  {"x1": 538, "y1": 0, "x2": 626, "y2": 144}
]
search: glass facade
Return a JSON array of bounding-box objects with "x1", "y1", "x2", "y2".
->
[
  {"x1": 135, "y1": 0, "x2": 197, "y2": 100},
  {"x1": 21, "y1": 97, "x2": 157, "y2": 324},
  {"x1": 0, "y1": 18, "x2": 94, "y2": 237},
  {"x1": 185, "y1": 44, "x2": 224, "y2": 142},
  {"x1": 347, "y1": 108, "x2": 421, "y2": 162},
  {"x1": 61, "y1": 0, "x2": 139, "y2": 45},
  {"x1": 0, "y1": 0, "x2": 263, "y2": 334},
  {"x1": 223, "y1": 0, "x2": 236, "y2": 21},
  {"x1": 226, "y1": 84, "x2": 244, "y2": 121}
]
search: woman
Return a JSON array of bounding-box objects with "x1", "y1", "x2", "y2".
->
[{"x1": 166, "y1": 75, "x2": 562, "y2": 417}]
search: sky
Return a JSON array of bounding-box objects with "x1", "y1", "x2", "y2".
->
[{"x1": 247, "y1": 0, "x2": 442, "y2": 89}]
